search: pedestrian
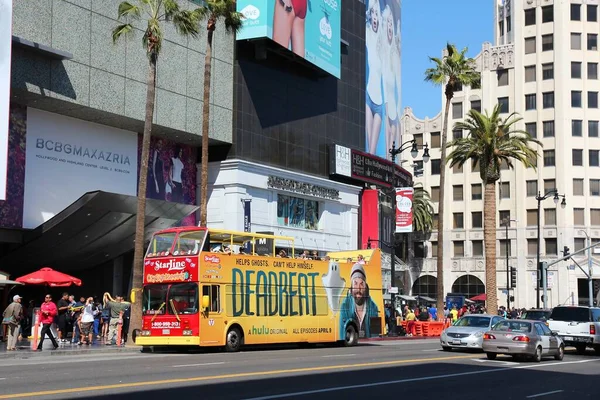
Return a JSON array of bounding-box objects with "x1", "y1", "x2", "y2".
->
[
  {"x1": 2, "y1": 295, "x2": 24, "y2": 351},
  {"x1": 37, "y1": 294, "x2": 59, "y2": 351},
  {"x1": 79, "y1": 297, "x2": 95, "y2": 345},
  {"x1": 103, "y1": 293, "x2": 131, "y2": 345},
  {"x1": 56, "y1": 293, "x2": 70, "y2": 343}
]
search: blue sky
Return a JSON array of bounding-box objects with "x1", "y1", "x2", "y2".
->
[{"x1": 402, "y1": 1, "x2": 494, "y2": 119}]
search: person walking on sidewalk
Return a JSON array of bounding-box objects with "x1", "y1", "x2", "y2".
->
[
  {"x1": 2, "y1": 295, "x2": 23, "y2": 351},
  {"x1": 79, "y1": 297, "x2": 95, "y2": 345},
  {"x1": 103, "y1": 293, "x2": 130, "y2": 345},
  {"x1": 37, "y1": 294, "x2": 59, "y2": 351}
]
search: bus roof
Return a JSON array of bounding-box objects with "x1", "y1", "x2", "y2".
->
[
  {"x1": 327, "y1": 249, "x2": 379, "y2": 262},
  {"x1": 151, "y1": 226, "x2": 294, "y2": 244}
]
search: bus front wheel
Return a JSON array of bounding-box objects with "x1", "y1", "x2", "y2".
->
[
  {"x1": 225, "y1": 327, "x2": 242, "y2": 352},
  {"x1": 344, "y1": 324, "x2": 358, "y2": 347}
]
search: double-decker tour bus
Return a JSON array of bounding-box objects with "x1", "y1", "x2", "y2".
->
[{"x1": 136, "y1": 227, "x2": 384, "y2": 351}]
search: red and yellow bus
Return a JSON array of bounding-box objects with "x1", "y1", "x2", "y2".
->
[{"x1": 136, "y1": 227, "x2": 384, "y2": 351}]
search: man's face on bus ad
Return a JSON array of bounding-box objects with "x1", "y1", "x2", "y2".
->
[{"x1": 351, "y1": 276, "x2": 366, "y2": 305}]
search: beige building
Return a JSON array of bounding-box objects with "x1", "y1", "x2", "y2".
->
[{"x1": 403, "y1": 0, "x2": 600, "y2": 309}]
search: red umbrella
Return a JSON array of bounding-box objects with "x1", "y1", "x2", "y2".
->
[
  {"x1": 469, "y1": 293, "x2": 487, "y2": 302},
  {"x1": 15, "y1": 267, "x2": 82, "y2": 287}
]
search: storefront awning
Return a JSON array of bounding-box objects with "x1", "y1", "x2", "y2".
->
[{"x1": 0, "y1": 191, "x2": 198, "y2": 273}]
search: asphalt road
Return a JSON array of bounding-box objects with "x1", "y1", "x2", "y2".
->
[{"x1": 0, "y1": 340, "x2": 598, "y2": 399}]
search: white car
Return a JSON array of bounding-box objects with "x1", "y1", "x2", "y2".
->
[{"x1": 440, "y1": 314, "x2": 505, "y2": 351}]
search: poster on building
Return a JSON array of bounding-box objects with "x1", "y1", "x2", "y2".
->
[
  {"x1": 141, "y1": 136, "x2": 197, "y2": 226},
  {"x1": 23, "y1": 108, "x2": 139, "y2": 229},
  {"x1": 395, "y1": 187, "x2": 412, "y2": 233},
  {"x1": 365, "y1": 0, "x2": 401, "y2": 160},
  {"x1": 0, "y1": 0, "x2": 12, "y2": 201}
]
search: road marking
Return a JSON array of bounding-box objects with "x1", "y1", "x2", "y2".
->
[
  {"x1": 421, "y1": 349, "x2": 441, "y2": 352},
  {"x1": 171, "y1": 362, "x2": 226, "y2": 368},
  {"x1": 0, "y1": 354, "x2": 474, "y2": 399},
  {"x1": 472, "y1": 359, "x2": 515, "y2": 366},
  {"x1": 526, "y1": 390, "x2": 564, "y2": 398},
  {"x1": 242, "y1": 359, "x2": 600, "y2": 400},
  {"x1": 322, "y1": 354, "x2": 356, "y2": 358}
]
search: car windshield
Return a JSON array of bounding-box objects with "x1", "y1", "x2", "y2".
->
[
  {"x1": 142, "y1": 283, "x2": 198, "y2": 315},
  {"x1": 521, "y1": 311, "x2": 551, "y2": 321},
  {"x1": 493, "y1": 320, "x2": 532, "y2": 333},
  {"x1": 550, "y1": 307, "x2": 590, "y2": 322},
  {"x1": 454, "y1": 316, "x2": 491, "y2": 328}
]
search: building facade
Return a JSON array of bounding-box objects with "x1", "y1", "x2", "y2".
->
[{"x1": 403, "y1": 0, "x2": 600, "y2": 309}]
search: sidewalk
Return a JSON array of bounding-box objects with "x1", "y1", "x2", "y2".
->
[{"x1": 0, "y1": 338, "x2": 140, "y2": 359}]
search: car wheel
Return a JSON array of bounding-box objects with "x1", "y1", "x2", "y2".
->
[
  {"x1": 343, "y1": 324, "x2": 358, "y2": 347},
  {"x1": 533, "y1": 346, "x2": 542, "y2": 363},
  {"x1": 486, "y1": 353, "x2": 497, "y2": 360},
  {"x1": 442, "y1": 346, "x2": 451, "y2": 352},
  {"x1": 554, "y1": 345, "x2": 564, "y2": 361},
  {"x1": 575, "y1": 345, "x2": 587, "y2": 355},
  {"x1": 225, "y1": 327, "x2": 242, "y2": 352}
]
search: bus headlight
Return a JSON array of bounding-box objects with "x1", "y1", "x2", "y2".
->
[
  {"x1": 141, "y1": 330, "x2": 151, "y2": 336},
  {"x1": 183, "y1": 330, "x2": 193, "y2": 336}
]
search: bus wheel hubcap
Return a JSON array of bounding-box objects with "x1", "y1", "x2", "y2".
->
[{"x1": 228, "y1": 331, "x2": 238, "y2": 346}]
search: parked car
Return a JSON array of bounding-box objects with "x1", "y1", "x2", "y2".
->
[
  {"x1": 482, "y1": 319, "x2": 564, "y2": 362},
  {"x1": 440, "y1": 314, "x2": 504, "y2": 351},
  {"x1": 547, "y1": 306, "x2": 600, "y2": 355},
  {"x1": 520, "y1": 309, "x2": 552, "y2": 324}
]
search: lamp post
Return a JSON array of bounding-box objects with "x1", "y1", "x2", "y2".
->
[
  {"x1": 578, "y1": 230, "x2": 594, "y2": 307},
  {"x1": 536, "y1": 189, "x2": 566, "y2": 308},
  {"x1": 503, "y1": 218, "x2": 517, "y2": 310}
]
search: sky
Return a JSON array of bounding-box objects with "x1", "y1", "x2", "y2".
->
[{"x1": 401, "y1": 0, "x2": 494, "y2": 119}]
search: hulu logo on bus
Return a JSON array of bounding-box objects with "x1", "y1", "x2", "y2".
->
[{"x1": 231, "y1": 268, "x2": 325, "y2": 317}]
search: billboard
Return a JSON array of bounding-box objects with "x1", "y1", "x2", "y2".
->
[
  {"x1": 0, "y1": 0, "x2": 12, "y2": 200},
  {"x1": 365, "y1": 0, "x2": 401, "y2": 159},
  {"x1": 394, "y1": 187, "x2": 412, "y2": 233},
  {"x1": 237, "y1": 0, "x2": 341, "y2": 78}
]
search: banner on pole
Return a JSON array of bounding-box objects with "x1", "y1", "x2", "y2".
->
[
  {"x1": 242, "y1": 199, "x2": 251, "y2": 232},
  {"x1": 395, "y1": 187, "x2": 413, "y2": 233}
]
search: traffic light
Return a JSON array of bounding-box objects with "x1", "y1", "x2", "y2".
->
[
  {"x1": 510, "y1": 267, "x2": 517, "y2": 288},
  {"x1": 563, "y1": 246, "x2": 570, "y2": 257},
  {"x1": 509, "y1": 296, "x2": 515, "y2": 302}
]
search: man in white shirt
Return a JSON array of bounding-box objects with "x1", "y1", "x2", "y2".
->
[{"x1": 79, "y1": 297, "x2": 96, "y2": 345}]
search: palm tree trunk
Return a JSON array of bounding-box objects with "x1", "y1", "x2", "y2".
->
[
  {"x1": 435, "y1": 90, "x2": 452, "y2": 318},
  {"x1": 200, "y1": 20, "x2": 215, "y2": 227},
  {"x1": 130, "y1": 53, "x2": 157, "y2": 338},
  {"x1": 483, "y1": 181, "x2": 498, "y2": 313}
]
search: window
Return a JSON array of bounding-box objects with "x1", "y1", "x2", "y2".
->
[
  {"x1": 413, "y1": 242, "x2": 425, "y2": 258},
  {"x1": 497, "y1": 69, "x2": 509, "y2": 86},
  {"x1": 472, "y1": 240, "x2": 483, "y2": 257},
  {"x1": 471, "y1": 100, "x2": 481, "y2": 112},
  {"x1": 498, "y1": 19, "x2": 504, "y2": 36},
  {"x1": 543, "y1": 92, "x2": 554, "y2": 109},
  {"x1": 472, "y1": 212, "x2": 483, "y2": 228},
  {"x1": 472, "y1": 160, "x2": 480, "y2": 172},
  {"x1": 525, "y1": 65, "x2": 536, "y2": 82},
  {"x1": 572, "y1": 4, "x2": 581, "y2": 21},
  {"x1": 542, "y1": 5, "x2": 553, "y2": 22},
  {"x1": 506, "y1": 16, "x2": 512, "y2": 32},
  {"x1": 572, "y1": 91, "x2": 582, "y2": 107},
  {"x1": 572, "y1": 120, "x2": 583, "y2": 136},
  {"x1": 525, "y1": 36, "x2": 536, "y2": 53},
  {"x1": 591, "y1": 179, "x2": 600, "y2": 196},
  {"x1": 544, "y1": 179, "x2": 556, "y2": 192},
  {"x1": 413, "y1": 134, "x2": 423, "y2": 146},
  {"x1": 452, "y1": 129, "x2": 462, "y2": 140},
  {"x1": 528, "y1": 239, "x2": 537, "y2": 256},
  {"x1": 573, "y1": 178, "x2": 584, "y2": 195},
  {"x1": 471, "y1": 184, "x2": 482, "y2": 200},
  {"x1": 572, "y1": 62, "x2": 582, "y2": 79},
  {"x1": 498, "y1": 97, "x2": 509, "y2": 113},
  {"x1": 500, "y1": 182, "x2": 510, "y2": 199},
  {"x1": 542, "y1": 63, "x2": 554, "y2": 80},
  {"x1": 590, "y1": 121, "x2": 599, "y2": 137},
  {"x1": 499, "y1": 210, "x2": 510, "y2": 224},
  {"x1": 592, "y1": 209, "x2": 600, "y2": 225},
  {"x1": 430, "y1": 241, "x2": 438, "y2": 256},
  {"x1": 431, "y1": 159, "x2": 441, "y2": 175},
  {"x1": 589, "y1": 63, "x2": 598, "y2": 79},
  {"x1": 453, "y1": 241, "x2": 464, "y2": 257},
  {"x1": 589, "y1": 34, "x2": 598, "y2": 51},
  {"x1": 431, "y1": 132, "x2": 441, "y2": 148},
  {"x1": 453, "y1": 185, "x2": 463, "y2": 201},
  {"x1": 589, "y1": 92, "x2": 599, "y2": 108},
  {"x1": 453, "y1": 213, "x2": 464, "y2": 229},
  {"x1": 452, "y1": 82, "x2": 463, "y2": 92},
  {"x1": 526, "y1": 180, "x2": 538, "y2": 197},
  {"x1": 542, "y1": 34, "x2": 553, "y2": 51},
  {"x1": 571, "y1": 33, "x2": 582, "y2": 50},
  {"x1": 527, "y1": 209, "x2": 537, "y2": 226},
  {"x1": 574, "y1": 238, "x2": 586, "y2": 252},
  {"x1": 545, "y1": 208, "x2": 557, "y2": 226},
  {"x1": 433, "y1": 214, "x2": 439, "y2": 230},
  {"x1": 202, "y1": 284, "x2": 219, "y2": 313},
  {"x1": 573, "y1": 149, "x2": 583, "y2": 166},
  {"x1": 525, "y1": 8, "x2": 536, "y2": 25},
  {"x1": 591, "y1": 150, "x2": 600, "y2": 166},
  {"x1": 545, "y1": 238, "x2": 557, "y2": 255},
  {"x1": 452, "y1": 102, "x2": 463, "y2": 119},
  {"x1": 453, "y1": 163, "x2": 463, "y2": 173},
  {"x1": 525, "y1": 122, "x2": 537, "y2": 138},
  {"x1": 499, "y1": 240, "x2": 511, "y2": 257},
  {"x1": 543, "y1": 150, "x2": 555, "y2": 167},
  {"x1": 543, "y1": 121, "x2": 554, "y2": 137},
  {"x1": 574, "y1": 209, "x2": 585, "y2": 226},
  {"x1": 431, "y1": 186, "x2": 440, "y2": 202},
  {"x1": 277, "y1": 195, "x2": 320, "y2": 230},
  {"x1": 588, "y1": 5, "x2": 598, "y2": 22},
  {"x1": 525, "y1": 94, "x2": 536, "y2": 110}
]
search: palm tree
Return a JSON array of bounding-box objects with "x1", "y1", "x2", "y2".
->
[
  {"x1": 424, "y1": 43, "x2": 479, "y2": 314},
  {"x1": 196, "y1": 1, "x2": 243, "y2": 227},
  {"x1": 412, "y1": 183, "x2": 434, "y2": 233},
  {"x1": 113, "y1": 0, "x2": 200, "y2": 337},
  {"x1": 447, "y1": 106, "x2": 540, "y2": 313}
]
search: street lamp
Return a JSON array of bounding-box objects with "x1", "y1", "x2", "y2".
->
[
  {"x1": 503, "y1": 217, "x2": 517, "y2": 310},
  {"x1": 389, "y1": 139, "x2": 430, "y2": 165},
  {"x1": 536, "y1": 189, "x2": 566, "y2": 308},
  {"x1": 578, "y1": 229, "x2": 594, "y2": 307}
]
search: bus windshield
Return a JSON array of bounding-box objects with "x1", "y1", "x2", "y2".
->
[
  {"x1": 173, "y1": 231, "x2": 206, "y2": 256},
  {"x1": 146, "y1": 230, "x2": 207, "y2": 258},
  {"x1": 146, "y1": 233, "x2": 177, "y2": 257},
  {"x1": 142, "y1": 283, "x2": 199, "y2": 315}
]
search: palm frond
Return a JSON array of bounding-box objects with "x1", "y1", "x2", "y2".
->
[
  {"x1": 112, "y1": 23, "x2": 134, "y2": 43},
  {"x1": 117, "y1": 1, "x2": 141, "y2": 20},
  {"x1": 172, "y1": 9, "x2": 201, "y2": 37}
]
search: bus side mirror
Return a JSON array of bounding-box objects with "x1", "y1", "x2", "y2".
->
[{"x1": 202, "y1": 295, "x2": 210, "y2": 311}]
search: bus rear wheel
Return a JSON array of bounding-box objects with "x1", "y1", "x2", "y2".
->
[
  {"x1": 344, "y1": 324, "x2": 358, "y2": 347},
  {"x1": 225, "y1": 327, "x2": 242, "y2": 352}
]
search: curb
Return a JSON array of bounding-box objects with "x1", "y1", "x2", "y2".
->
[
  {"x1": 362, "y1": 336, "x2": 439, "y2": 342},
  {"x1": 0, "y1": 346, "x2": 141, "y2": 359}
]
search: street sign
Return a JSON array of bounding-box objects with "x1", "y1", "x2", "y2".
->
[{"x1": 389, "y1": 287, "x2": 399, "y2": 294}]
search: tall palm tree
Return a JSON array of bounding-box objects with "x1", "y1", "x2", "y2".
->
[
  {"x1": 113, "y1": 0, "x2": 200, "y2": 336},
  {"x1": 447, "y1": 106, "x2": 540, "y2": 313},
  {"x1": 412, "y1": 183, "x2": 434, "y2": 233},
  {"x1": 424, "y1": 43, "x2": 479, "y2": 314},
  {"x1": 196, "y1": 1, "x2": 243, "y2": 226}
]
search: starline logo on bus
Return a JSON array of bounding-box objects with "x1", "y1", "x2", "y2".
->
[
  {"x1": 152, "y1": 258, "x2": 196, "y2": 272},
  {"x1": 204, "y1": 255, "x2": 221, "y2": 264}
]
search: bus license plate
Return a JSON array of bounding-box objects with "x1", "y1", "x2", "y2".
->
[{"x1": 162, "y1": 329, "x2": 170, "y2": 335}]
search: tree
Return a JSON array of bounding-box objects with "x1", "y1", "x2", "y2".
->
[
  {"x1": 424, "y1": 43, "x2": 479, "y2": 315},
  {"x1": 412, "y1": 183, "x2": 434, "y2": 233},
  {"x1": 197, "y1": 1, "x2": 243, "y2": 227},
  {"x1": 113, "y1": 0, "x2": 200, "y2": 338},
  {"x1": 447, "y1": 106, "x2": 540, "y2": 312}
]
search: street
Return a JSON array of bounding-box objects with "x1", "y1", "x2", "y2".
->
[{"x1": 0, "y1": 340, "x2": 598, "y2": 399}]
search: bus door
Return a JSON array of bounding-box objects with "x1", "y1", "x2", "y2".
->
[{"x1": 200, "y1": 284, "x2": 224, "y2": 345}]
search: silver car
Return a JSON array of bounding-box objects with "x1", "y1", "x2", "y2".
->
[
  {"x1": 482, "y1": 319, "x2": 564, "y2": 362},
  {"x1": 440, "y1": 314, "x2": 504, "y2": 351}
]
